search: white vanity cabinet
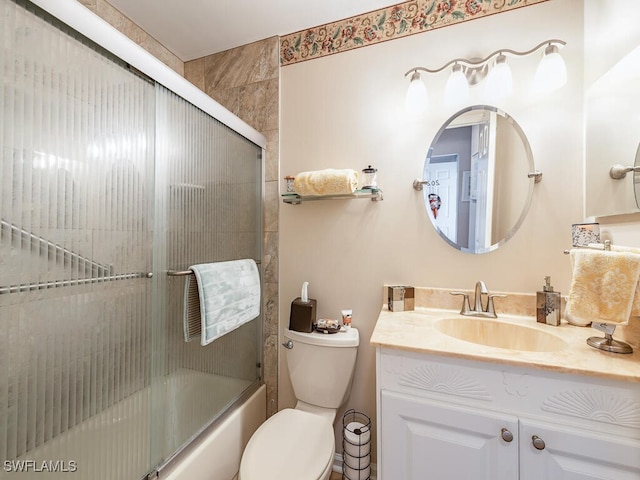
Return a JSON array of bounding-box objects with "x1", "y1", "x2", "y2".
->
[
  {"x1": 376, "y1": 348, "x2": 640, "y2": 480},
  {"x1": 519, "y1": 419, "x2": 640, "y2": 479},
  {"x1": 381, "y1": 390, "x2": 518, "y2": 479}
]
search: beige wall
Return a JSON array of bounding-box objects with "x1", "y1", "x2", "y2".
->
[{"x1": 280, "y1": 0, "x2": 640, "y2": 460}]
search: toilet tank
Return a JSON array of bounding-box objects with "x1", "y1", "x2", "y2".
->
[{"x1": 284, "y1": 328, "x2": 359, "y2": 409}]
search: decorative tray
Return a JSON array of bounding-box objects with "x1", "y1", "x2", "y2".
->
[{"x1": 314, "y1": 319, "x2": 341, "y2": 334}]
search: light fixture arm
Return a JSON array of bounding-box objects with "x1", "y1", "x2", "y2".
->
[{"x1": 403, "y1": 39, "x2": 566, "y2": 78}]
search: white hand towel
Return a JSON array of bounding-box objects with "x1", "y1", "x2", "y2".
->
[
  {"x1": 184, "y1": 259, "x2": 260, "y2": 346},
  {"x1": 565, "y1": 249, "x2": 640, "y2": 326}
]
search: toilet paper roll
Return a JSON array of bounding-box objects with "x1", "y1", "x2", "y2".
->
[
  {"x1": 344, "y1": 462, "x2": 371, "y2": 480},
  {"x1": 344, "y1": 439, "x2": 371, "y2": 458},
  {"x1": 344, "y1": 420, "x2": 371, "y2": 478},
  {"x1": 344, "y1": 421, "x2": 371, "y2": 446},
  {"x1": 344, "y1": 451, "x2": 371, "y2": 468},
  {"x1": 344, "y1": 420, "x2": 371, "y2": 459}
]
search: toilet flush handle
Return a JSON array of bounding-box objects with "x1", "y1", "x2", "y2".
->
[{"x1": 282, "y1": 340, "x2": 293, "y2": 349}]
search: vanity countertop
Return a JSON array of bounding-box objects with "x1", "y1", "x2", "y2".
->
[{"x1": 371, "y1": 305, "x2": 640, "y2": 383}]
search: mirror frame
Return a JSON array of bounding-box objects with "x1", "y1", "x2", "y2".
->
[
  {"x1": 635, "y1": 142, "x2": 640, "y2": 209},
  {"x1": 422, "y1": 105, "x2": 536, "y2": 254}
]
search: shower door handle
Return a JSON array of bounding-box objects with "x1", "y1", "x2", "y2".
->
[{"x1": 282, "y1": 340, "x2": 293, "y2": 349}]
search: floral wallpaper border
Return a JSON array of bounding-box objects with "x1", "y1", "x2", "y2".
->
[{"x1": 280, "y1": 0, "x2": 549, "y2": 66}]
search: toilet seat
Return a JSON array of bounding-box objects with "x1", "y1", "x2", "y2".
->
[{"x1": 240, "y1": 408, "x2": 335, "y2": 480}]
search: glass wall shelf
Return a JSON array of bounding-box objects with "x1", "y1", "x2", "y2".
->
[{"x1": 282, "y1": 188, "x2": 383, "y2": 205}]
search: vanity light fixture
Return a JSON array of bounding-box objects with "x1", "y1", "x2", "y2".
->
[
  {"x1": 532, "y1": 43, "x2": 568, "y2": 94},
  {"x1": 404, "y1": 39, "x2": 567, "y2": 114},
  {"x1": 444, "y1": 63, "x2": 470, "y2": 107},
  {"x1": 405, "y1": 70, "x2": 428, "y2": 117},
  {"x1": 484, "y1": 53, "x2": 513, "y2": 101}
]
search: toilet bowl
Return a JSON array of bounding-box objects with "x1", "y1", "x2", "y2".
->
[
  {"x1": 239, "y1": 327, "x2": 359, "y2": 480},
  {"x1": 239, "y1": 408, "x2": 334, "y2": 480}
]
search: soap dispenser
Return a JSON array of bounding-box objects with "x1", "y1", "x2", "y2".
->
[{"x1": 536, "y1": 276, "x2": 561, "y2": 326}]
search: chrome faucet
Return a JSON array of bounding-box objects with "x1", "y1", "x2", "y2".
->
[
  {"x1": 450, "y1": 281, "x2": 506, "y2": 318},
  {"x1": 473, "y1": 280, "x2": 488, "y2": 313}
]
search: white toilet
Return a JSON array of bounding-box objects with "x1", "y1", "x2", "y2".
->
[{"x1": 239, "y1": 327, "x2": 360, "y2": 480}]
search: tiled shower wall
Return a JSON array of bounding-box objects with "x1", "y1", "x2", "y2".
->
[
  {"x1": 182, "y1": 38, "x2": 280, "y2": 416},
  {"x1": 77, "y1": 0, "x2": 184, "y2": 75}
]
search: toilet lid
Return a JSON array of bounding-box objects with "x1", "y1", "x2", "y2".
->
[{"x1": 241, "y1": 408, "x2": 334, "y2": 480}]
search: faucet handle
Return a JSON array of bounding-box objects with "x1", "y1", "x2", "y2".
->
[
  {"x1": 486, "y1": 294, "x2": 507, "y2": 316},
  {"x1": 450, "y1": 291, "x2": 471, "y2": 315}
]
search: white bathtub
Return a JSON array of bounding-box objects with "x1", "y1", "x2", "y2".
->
[
  {"x1": 159, "y1": 384, "x2": 265, "y2": 480},
  {"x1": 9, "y1": 370, "x2": 263, "y2": 480}
]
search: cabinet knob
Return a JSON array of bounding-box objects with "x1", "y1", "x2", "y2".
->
[
  {"x1": 282, "y1": 340, "x2": 293, "y2": 349},
  {"x1": 501, "y1": 428, "x2": 514, "y2": 443},
  {"x1": 532, "y1": 435, "x2": 546, "y2": 450}
]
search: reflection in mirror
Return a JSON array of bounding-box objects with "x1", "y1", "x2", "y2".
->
[
  {"x1": 421, "y1": 105, "x2": 536, "y2": 254},
  {"x1": 635, "y1": 143, "x2": 640, "y2": 209}
]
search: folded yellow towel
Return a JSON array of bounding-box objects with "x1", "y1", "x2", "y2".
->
[
  {"x1": 611, "y1": 245, "x2": 640, "y2": 316},
  {"x1": 293, "y1": 169, "x2": 358, "y2": 196},
  {"x1": 565, "y1": 249, "x2": 640, "y2": 326}
]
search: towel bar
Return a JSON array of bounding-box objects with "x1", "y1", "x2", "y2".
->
[
  {"x1": 167, "y1": 270, "x2": 193, "y2": 276},
  {"x1": 0, "y1": 272, "x2": 153, "y2": 295},
  {"x1": 563, "y1": 240, "x2": 611, "y2": 254},
  {"x1": 168, "y1": 260, "x2": 261, "y2": 276}
]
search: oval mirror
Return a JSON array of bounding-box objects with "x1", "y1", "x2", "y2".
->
[{"x1": 420, "y1": 105, "x2": 537, "y2": 254}]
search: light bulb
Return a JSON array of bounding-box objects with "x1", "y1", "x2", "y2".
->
[
  {"x1": 405, "y1": 71, "x2": 428, "y2": 117},
  {"x1": 444, "y1": 64, "x2": 469, "y2": 108},
  {"x1": 532, "y1": 44, "x2": 567, "y2": 94},
  {"x1": 484, "y1": 54, "x2": 513, "y2": 101}
]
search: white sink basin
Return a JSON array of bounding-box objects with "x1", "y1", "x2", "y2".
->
[{"x1": 435, "y1": 317, "x2": 568, "y2": 352}]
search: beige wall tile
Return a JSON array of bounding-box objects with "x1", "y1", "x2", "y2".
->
[
  {"x1": 204, "y1": 37, "x2": 278, "y2": 91},
  {"x1": 80, "y1": 0, "x2": 184, "y2": 76},
  {"x1": 184, "y1": 58, "x2": 206, "y2": 91}
]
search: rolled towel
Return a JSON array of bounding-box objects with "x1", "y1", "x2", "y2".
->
[
  {"x1": 565, "y1": 248, "x2": 640, "y2": 326},
  {"x1": 293, "y1": 169, "x2": 358, "y2": 196}
]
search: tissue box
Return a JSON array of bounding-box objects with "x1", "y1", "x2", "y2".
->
[
  {"x1": 289, "y1": 297, "x2": 317, "y2": 332},
  {"x1": 388, "y1": 286, "x2": 414, "y2": 312}
]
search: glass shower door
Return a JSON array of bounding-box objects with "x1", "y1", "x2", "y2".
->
[
  {"x1": 1, "y1": 2, "x2": 264, "y2": 479},
  {"x1": 151, "y1": 84, "x2": 263, "y2": 468},
  {"x1": 0, "y1": 1, "x2": 155, "y2": 478}
]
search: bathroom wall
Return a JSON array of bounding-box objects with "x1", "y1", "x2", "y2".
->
[{"x1": 279, "y1": 0, "x2": 640, "y2": 461}]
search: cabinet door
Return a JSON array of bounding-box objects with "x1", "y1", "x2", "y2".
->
[
  {"x1": 380, "y1": 390, "x2": 518, "y2": 480},
  {"x1": 520, "y1": 419, "x2": 640, "y2": 480}
]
